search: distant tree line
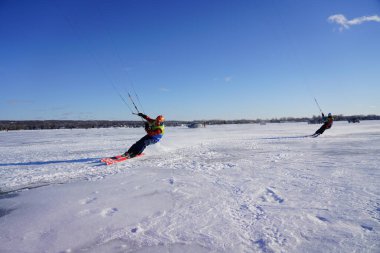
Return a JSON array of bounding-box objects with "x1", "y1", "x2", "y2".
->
[
  {"x1": 0, "y1": 120, "x2": 185, "y2": 131},
  {"x1": 0, "y1": 120, "x2": 141, "y2": 131},
  {"x1": 1, "y1": 114, "x2": 379, "y2": 131},
  {"x1": 204, "y1": 114, "x2": 380, "y2": 125}
]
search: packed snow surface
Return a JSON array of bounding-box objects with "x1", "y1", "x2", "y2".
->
[{"x1": 0, "y1": 121, "x2": 379, "y2": 252}]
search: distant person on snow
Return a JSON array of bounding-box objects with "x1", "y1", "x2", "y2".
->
[
  {"x1": 123, "y1": 113, "x2": 165, "y2": 158},
  {"x1": 312, "y1": 112, "x2": 333, "y2": 137}
]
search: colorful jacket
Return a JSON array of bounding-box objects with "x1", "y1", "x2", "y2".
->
[
  {"x1": 142, "y1": 115, "x2": 165, "y2": 141},
  {"x1": 322, "y1": 113, "x2": 333, "y2": 129}
]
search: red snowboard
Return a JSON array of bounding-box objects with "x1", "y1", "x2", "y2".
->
[{"x1": 101, "y1": 153, "x2": 144, "y2": 165}]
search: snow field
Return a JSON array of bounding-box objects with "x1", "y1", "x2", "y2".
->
[{"x1": 0, "y1": 121, "x2": 379, "y2": 252}]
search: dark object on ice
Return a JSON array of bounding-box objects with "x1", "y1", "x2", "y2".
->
[
  {"x1": 188, "y1": 122, "x2": 206, "y2": 128},
  {"x1": 361, "y1": 225, "x2": 373, "y2": 231},
  {"x1": 348, "y1": 117, "x2": 360, "y2": 123}
]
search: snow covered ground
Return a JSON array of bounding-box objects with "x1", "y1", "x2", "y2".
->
[{"x1": 0, "y1": 121, "x2": 379, "y2": 253}]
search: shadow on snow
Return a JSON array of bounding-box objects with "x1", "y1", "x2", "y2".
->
[
  {"x1": 260, "y1": 135, "x2": 312, "y2": 140},
  {"x1": 0, "y1": 158, "x2": 100, "y2": 167}
]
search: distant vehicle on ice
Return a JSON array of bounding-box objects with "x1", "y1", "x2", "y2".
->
[
  {"x1": 348, "y1": 117, "x2": 360, "y2": 123},
  {"x1": 188, "y1": 122, "x2": 206, "y2": 128}
]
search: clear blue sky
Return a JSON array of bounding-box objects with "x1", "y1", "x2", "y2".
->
[{"x1": 1, "y1": 0, "x2": 379, "y2": 120}]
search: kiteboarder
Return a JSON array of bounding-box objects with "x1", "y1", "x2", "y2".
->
[
  {"x1": 123, "y1": 113, "x2": 165, "y2": 158},
  {"x1": 311, "y1": 113, "x2": 333, "y2": 137}
]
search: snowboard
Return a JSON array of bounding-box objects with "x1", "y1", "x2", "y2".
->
[{"x1": 101, "y1": 153, "x2": 144, "y2": 165}]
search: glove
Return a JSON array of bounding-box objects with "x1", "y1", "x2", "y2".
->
[
  {"x1": 144, "y1": 122, "x2": 150, "y2": 131},
  {"x1": 138, "y1": 113, "x2": 146, "y2": 117}
]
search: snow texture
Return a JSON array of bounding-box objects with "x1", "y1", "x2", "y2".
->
[{"x1": 0, "y1": 121, "x2": 379, "y2": 252}]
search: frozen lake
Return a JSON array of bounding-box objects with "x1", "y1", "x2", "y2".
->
[{"x1": 0, "y1": 121, "x2": 379, "y2": 252}]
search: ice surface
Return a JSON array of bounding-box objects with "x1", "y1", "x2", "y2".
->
[{"x1": 0, "y1": 121, "x2": 379, "y2": 252}]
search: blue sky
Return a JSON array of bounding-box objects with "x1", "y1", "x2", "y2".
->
[{"x1": 1, "y1": 0, "x2": 379, "y2": 120}]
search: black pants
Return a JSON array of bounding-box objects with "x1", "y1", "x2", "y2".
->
[
  {"x1": 127, "y1": 135, "x2": 159, "y2": 157},
  {"x1": 314, "y1": 125, "x2": 327, "y2": 135}
]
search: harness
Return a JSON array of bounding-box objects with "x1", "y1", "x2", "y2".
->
[
  {"x1": 144, "y1": 121, "x2": 165, "y2": 141},
  {"x1": 325, "y1": 117, "x2": 333, "y2": 129},
  {"x1": 146, "y1": 122, "x2": 165, "y2": 134}
]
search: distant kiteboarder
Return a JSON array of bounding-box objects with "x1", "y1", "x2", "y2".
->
[{"x1": 311, "y1": 112, "x2": 333, "y2": 137}]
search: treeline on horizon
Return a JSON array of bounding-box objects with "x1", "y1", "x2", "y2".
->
[{"x1": 1, "y1": 114, "x2": 379, "y2": 131}]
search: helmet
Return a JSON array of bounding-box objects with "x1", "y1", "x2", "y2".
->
[
  {"x1": 328, "y1": 113, "x2": 332, "y2": 117},
  {"x1": 156, "y1": 115, "x2": 165, "y2": 122}
]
